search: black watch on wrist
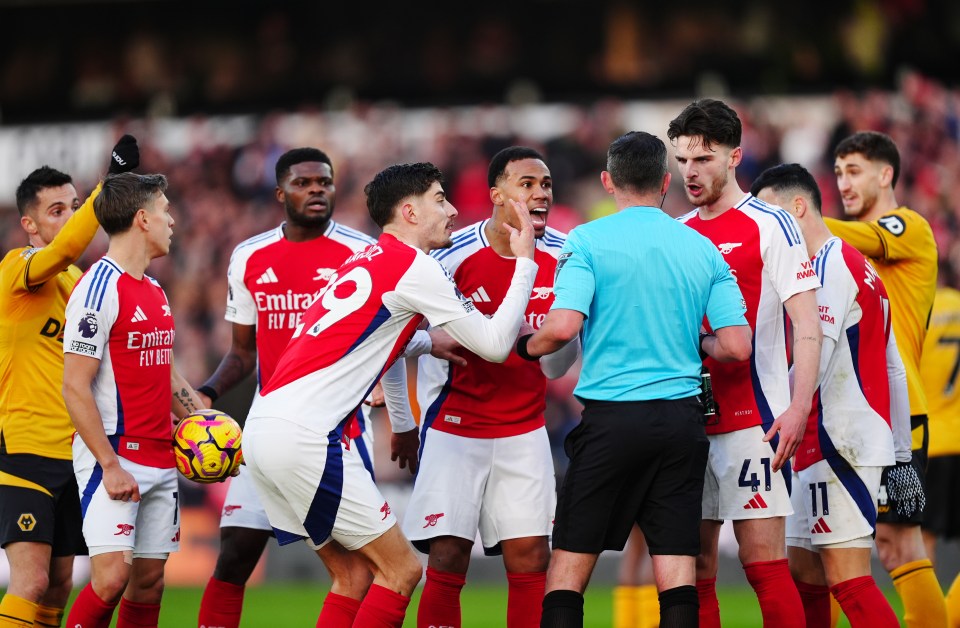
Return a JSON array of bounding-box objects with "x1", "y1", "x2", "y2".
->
[{"x1": 698, "y1": 331, "x2": 712, "y2": 361}]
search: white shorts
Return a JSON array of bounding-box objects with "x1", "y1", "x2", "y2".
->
[
  {"x1": 702, "y1": 426, "x2": 793, "y2": 521},
  {"x1": 402, "y1": 427, "x2": 556, "y2": 554},
  {"x1": 241, "y1": 417, "x2": 393, "y2": 551},
  {"x1": 73, "y1": 439, "x2": 180, "y2": 557},
  {"x1": 220, "y1": 413, "x2": 375, "y2": 532},
  {"x1": 786, "y1": 460, "x2": 882, "y2": 550}
]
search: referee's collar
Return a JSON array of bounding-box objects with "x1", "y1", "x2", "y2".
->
[{"x1": 623, "y1": 205, "x2": 662, "y2": 213}]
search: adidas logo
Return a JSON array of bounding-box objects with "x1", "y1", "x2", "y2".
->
[
  {"x1": 256, "y1": 268, "x2": 279, "y2": 284},
  {"x1": 811, "y1": 517, "x2": 832, "y2": 534},
  {"x1": 470, "y1": 286, "x2": 491, "y2": 303},
  {"x1": 742, "y1": 494, "x2": 768, "y2": 510},
  {"x1": 130, "y1": 306, "x2": 148, "y2": 323}
]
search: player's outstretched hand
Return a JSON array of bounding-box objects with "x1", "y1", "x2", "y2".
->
[
  {"x1": 885, "y1": 458, "x2": 926, "y2": 518},
  {"x1": 391, "y1": 427, "x2": 420, "y2": 475},
  {"x1": 504, "y1": 199, "x2": 535, "y2": 260},
  {"x1": 108, "y1": 134, "x2": 140, "y2": 174},
  {"x1": 364, "y1": 382, "x2": 386, "y2": 407},
  {"x1": 103, "y1": 464, "x2": 141, "y2": 503},
  {"x1": 429, "y1": 328, "x2": 467, "y2": 367},
  {"x1": 763, "y1": 404, "x2": 806, "y2": 472}
]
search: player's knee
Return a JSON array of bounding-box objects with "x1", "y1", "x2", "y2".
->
[
  {"x1": 328, "y1": 558, "x2": 374, "y2": 598},
  {"x1": 400, "y1": 559, "x2": 424, "y2": 592},
  {"x1": 44, "y1": 571, "x2": 73, "y2": 604},
  {"x1": 696, "y1": 551, "x2": 719, "y2": 579},
  {"x1": 14, "y1": 570, "x2": 50, "y2": 602},
  {"x1": 91, "y1": 571, "x2": 130, "y2": 605}
]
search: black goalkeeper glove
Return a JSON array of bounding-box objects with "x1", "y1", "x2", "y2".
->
[
  {"x1": 108, "y1": 134, "x2": 140, "y2": 174},
  {"x1": 885, "y1": 458, "x2": 926, "y2": 519}
]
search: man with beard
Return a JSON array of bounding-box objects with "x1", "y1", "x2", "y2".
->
[
  {"x1": 669, "y1": 99, "x2": 822, "y2": 628},
  {"x1": 404, "y1": 146, "x2": 579, "y2": 628},
  {"x1": 826, "y1": 131, "x2": 944, "y2": 628},
  {"x1": 194, "y1": 148, "x2": 416, "y2": 628}
]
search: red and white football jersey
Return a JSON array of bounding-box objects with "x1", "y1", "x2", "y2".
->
[
  {"x1": 794, "y1": 237, "x2": 896, "y2": 471},
  {"x1": 418, "y1": 221, "x2": 566, "y2": 438},
  {"x1": 679, "y1": 194, "x2": 820, "y2": 434},
  {"x1": 64, "y1": 257, "x2": 176, "y2": 466},
  {"x1": 226, "y1": 221, "x2": 375, "y2": 388},
  {"x1": 250, "y1": 234, "x2": 479, "y2": 434}
]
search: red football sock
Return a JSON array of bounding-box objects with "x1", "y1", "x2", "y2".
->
[
  {"x1": 198, "y1": 577, "x2": 245, "y2": 628},
  {"x1": 353, "y1": 584, "x2": 410, "y2": 628},
  {"x1": 696, "y1": 578, "x2": 721, "y2": 628},
  {"x1": 743, "y1": 559, "x2": 805, "y2": 628},
  {"x1": 794, "y1": 580, "x2": 830, "y2": 628},
  {"x1": 65, "y1": 583, "x2": 117, "y2": 628},
  {"x1": 317, "y1": 592, "x2": 362, "y2": 627},
  {"x1": 417, "y1": 567, "x2": 465, "y2": 628},
  {"x1": 116, "y1": 598, "x2": 161, "y2": 628},
  {"x1": 506, "y1": 571, "x2": 546, "y2": 628},
  {"x1": 830, "y1": 575, "x2": 899, "y2": 628}
]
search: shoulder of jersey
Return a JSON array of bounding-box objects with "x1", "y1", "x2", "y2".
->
[
  {"x1": 327, "y1": 220, "x2": 377, "y2": 250},
  {"x1": 229, "y1": 225, "x2": 284, "y2": 262},
  {"x1": 812, "y1": 238, "x2": 845, "y2": 286},
  {"x1": 676, "y1": 208, "x2": 699, "y2": 223},
  {"x1": 737, "y1": 195, "x2": 803, "y2": 246},
  {"x1": 536, "y1": 226, "x2": 567, "y2": 256},
  {"x1": 431, "y1": 221, "x2": 486, "y2": 265},
  {"x1": 76, "y1": 258, "x2": 123, "y2": 311}
]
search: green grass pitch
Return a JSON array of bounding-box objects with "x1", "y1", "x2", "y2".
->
[{"x1": 47, "y1": 582, "x2": 904, "y2": 626}]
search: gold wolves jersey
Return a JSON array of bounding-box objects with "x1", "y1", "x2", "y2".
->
[
  {"x1": 0, "y1": 184, "x2": 100, "y2": 461},
  {"x1": 826, "y1": 207, "x2": 937, "y2": 439},
  {"x1": 921, "y1": 286, "x2": 960, "y2": 457}
]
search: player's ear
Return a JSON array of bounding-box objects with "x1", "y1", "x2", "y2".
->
[
  {"x1": 490, "y1": 186, "x2": 504, "y2": 207},
  {"x1": 879, "y1": 164, "x2": 894, "y2": 188},
  {"x1": 20, "y1": 214, "x2": 38, "y2": 236},
  {"x1": 793, "y1": 195, "x2": 807, "y2": 219},
  {"x1": 400, "y1": 201, "x2": 417, "y2": 224},
  {"x1": 729, "y1": 146, "x2": 743, "y2": 168},
  {"x1": 275, "y1": 186, "x2": 285, "y2": 204}
]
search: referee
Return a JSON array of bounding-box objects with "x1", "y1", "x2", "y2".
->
[{"x1": 518, "y1": 131, "x2": 751, "y2": 628}]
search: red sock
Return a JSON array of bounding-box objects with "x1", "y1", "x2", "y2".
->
[
  {"x1": 696, "y1": 578, "x2": 721, "y2": 628},
  {"x1": 198, "y1": 577, "x2": 245, "y2": 628},
  {"x1": 794, "y1": 580, "x2": 830, "y2": 628},
  {"x1": 506, "y1": 571, "x2": 546, "y2": 628},
  {"x1": 116, "y1": 598, "x2": 161, "y2": 628},
  {"x1": 743, "y1": 559, "x2": 805, "y2": 628},
  {"x1": 417, "y1": 567, "x2": 465, "y2": 628},
  {"x1": 317, "y1": 592, "x2": 362, "y2": 627},
  {"x1": 65, "y1": 583, "x2": 117, "y2": 628},
  {"x1": 830, "y1": 575, "x2": 899, "y2": 628},
  {"x1": 353, "y1": 584, "x2": 410, "y2": 628}
]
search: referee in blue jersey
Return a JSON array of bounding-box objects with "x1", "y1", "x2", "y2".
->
[{"x1": 517, "y1": 131, "x2": 752, "y2": 628}]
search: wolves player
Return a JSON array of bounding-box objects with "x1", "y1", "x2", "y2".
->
[
  {"x1": 404, "y1": 146, "x2": 579, "y2": 628},
  {"x1": 669, "y1": 99, "x2": 822, "y2": 628},
  {"x1": 242, "y1": 162, "x2": 538, "y2": 627},
  {"x1": 0, "y1": 137, "x2": 136, "y2": 628},
  {"x1": 752, "y1": 163, "x2": 902, "y2": 627},
  {"x1": 194, "y1": 148, "x2": 399, "y2": 628},
  {"x1": 62, "y1": 173, "x2": 206, "y2": 628},
  {"x1": 826, "y1": 131, "x2": 945, "y2": 628}
]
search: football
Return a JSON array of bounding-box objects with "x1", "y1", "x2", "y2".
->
[{"x1": 173, "y1": 409, "x2": 243, "y2": 483}]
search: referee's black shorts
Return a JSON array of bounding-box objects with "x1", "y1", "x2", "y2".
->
[
  {"x1": 921, "y1": 453, "x2": 960, "y2": 539},
  {"x1": 552, "y1": 395, "x2": 709, "y2": 556},
  {"x1": 0, "y1": 453, "x2": 87, "y2": 556}
]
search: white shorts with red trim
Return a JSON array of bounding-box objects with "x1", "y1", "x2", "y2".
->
[{"x1": 702, "y1": 426, "x2": 793, "y2": 521}]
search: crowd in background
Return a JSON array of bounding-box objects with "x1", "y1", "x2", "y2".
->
[{"x1": 2, "y1": 71, "x2": 960, "y2": 494}]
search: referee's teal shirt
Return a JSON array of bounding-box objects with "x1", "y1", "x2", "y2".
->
[{"x1": 552, "y1": 205, "x2": 747, "y2": 402}]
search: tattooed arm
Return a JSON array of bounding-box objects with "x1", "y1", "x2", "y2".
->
[
  {"x1": 171, "y1": 356, "x2": 206, "y2": 420},
  {"x1": 194, "y1": 323, "x2": 257, "y2": 407}
]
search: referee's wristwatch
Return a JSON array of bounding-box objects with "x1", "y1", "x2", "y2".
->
[{"x1": 698, "y1": 331, "x2": 713, "y2": 361}]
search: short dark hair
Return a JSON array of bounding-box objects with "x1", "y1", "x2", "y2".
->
[
  {"x1": 834, "y1": 131, "x2": 901, "y2": 188},
  {"x1": 667, "y1": 98, "x2": 742, "y2": 151},
  {"x1": 15, "y1": 166, "x2": 73, "y2": 217},
  {"x1": 750, "y1": 163, "x2": 822, "y2": 214},
  {"x1": 606, "y1": 131, "x2": 668, "y2": 195},
  {"x1": 94, "y1": 172, "x2": 168, "y2": 235},
  {"x1": 364, "y1": 162, "x2": 444, "y2": 228},
  {"x1": 487, "y1": 146, "x2": 546, "y2": 188},
  {"x1": 275, "y1": 148, "x2": 333, "y2": 185}
]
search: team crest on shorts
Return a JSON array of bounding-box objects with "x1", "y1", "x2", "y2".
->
[{"x1": 17, "y1": 513, "x2": 36, "y2": 532}]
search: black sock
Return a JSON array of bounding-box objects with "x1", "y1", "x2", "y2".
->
[
  {"x1": 540, "y1": 589, "x2": 584, "y2": 628},
  {"x1": 658, "y1": 585, "x2": 698, "y2": 628}
]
